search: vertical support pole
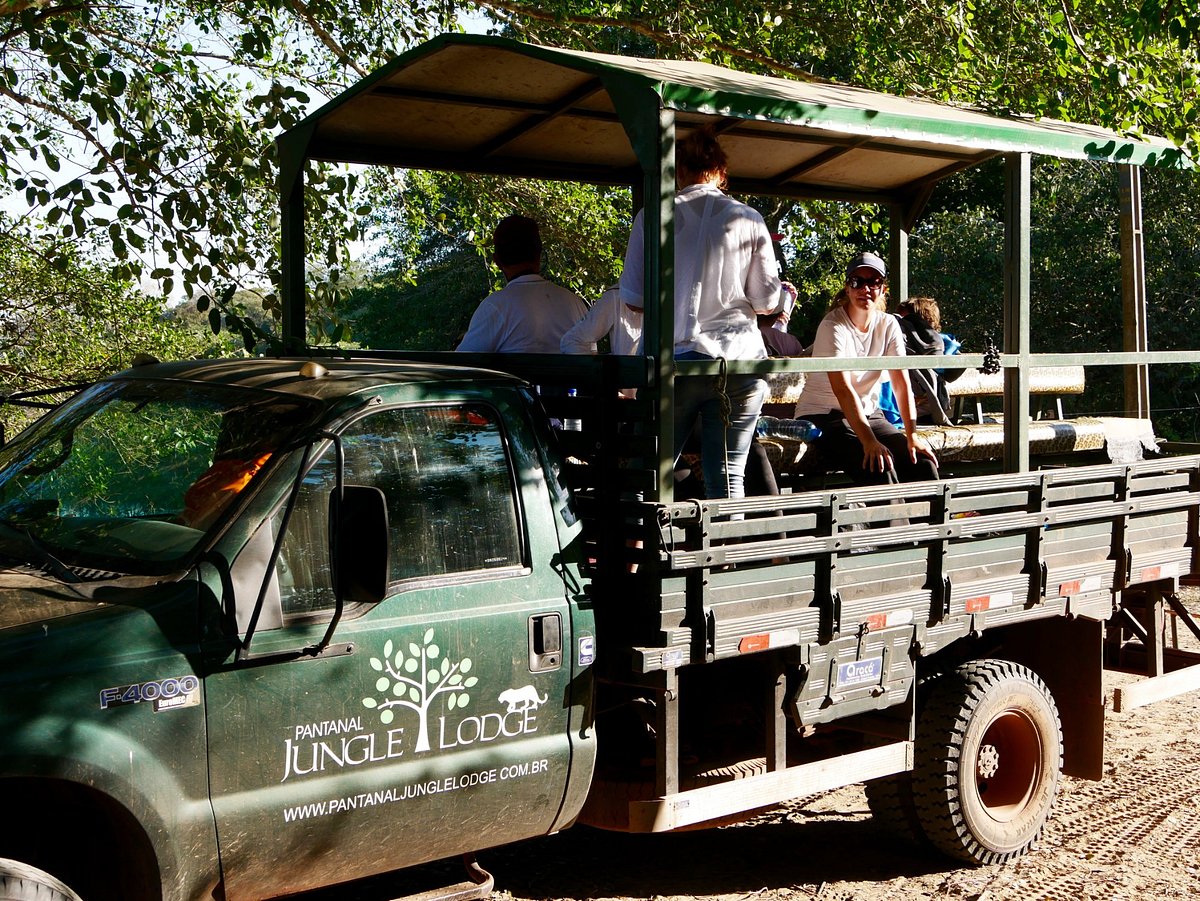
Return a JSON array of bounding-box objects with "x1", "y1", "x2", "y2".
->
[
  {"x1": 1003, "y1": 154, "x2": 1032, "y2": 473},
  {"x1": 1119, "y1": 165, "x2": 1151, "y2": 419},
  {"x1": 767, "y1": 661, "x2": 788, "y2": 772},
  {"x1": 888, "y1": 205, "x2": 909, "y2": 304},
  {"x1": 655, "y1": 668, "x2": 680, "y2": 797},
  {"x1": 645, "y1": 109, "x2": 676, "y2": 503},
  {"x1": 1142, "y1": 586, "x2": 1165, "y2": 677},
  {"x1": 279, "y1": 138, "x2": 309, "y2": 354}
]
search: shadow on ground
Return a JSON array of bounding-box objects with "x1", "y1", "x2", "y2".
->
[{"x1": 295, "y1": 800, "x2": 958, "y2": 901}]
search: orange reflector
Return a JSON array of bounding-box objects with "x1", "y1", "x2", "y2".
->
[{"x1": 739, "y1": 634, "x2": 770, "y2": 653}]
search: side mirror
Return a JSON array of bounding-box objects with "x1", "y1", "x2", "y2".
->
[{"x1": 330, "y1": 485, "x2": 389, "y2": 604}]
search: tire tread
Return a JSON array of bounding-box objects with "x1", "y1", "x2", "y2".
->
[{"x1": 910, "y1": 660, "x2": 1063, "y2": 866}]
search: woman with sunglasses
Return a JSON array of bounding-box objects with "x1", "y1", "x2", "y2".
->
[{"x1": 794, "y1": 252, "x2": 939, "y2": 485}]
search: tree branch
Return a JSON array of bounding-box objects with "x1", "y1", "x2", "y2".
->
[
  {"x1": 474, "y1": 0, "x2": 820, "y2": 82},
  {"x1": 284, "y1": 0, "x2": 368, "y2": 78},
  {"x1": 0, "y1": 1, "x2": 92, "y2": 42},
  {"x1": 0, "y1": 80, "x2": 148, "y2": 219},
  {"x1": 1058, "y1": 0, "x2": 1091, "y2": 60}
]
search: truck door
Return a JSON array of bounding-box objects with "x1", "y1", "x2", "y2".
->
[{"x1": 202, "y1": 398, "x2": 575, "y2": 900}]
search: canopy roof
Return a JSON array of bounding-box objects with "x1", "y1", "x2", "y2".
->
[{"x1": 282, "y1": 33, "x2": 1187, "y2": 204}]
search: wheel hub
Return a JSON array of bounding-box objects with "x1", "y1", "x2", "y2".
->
[{"x1": 977, "y1": 743, "x2": 1000, "y2": 779}]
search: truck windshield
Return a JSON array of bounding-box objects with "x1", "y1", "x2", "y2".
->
[{"x1": 0, "y1": 379, "x2": 318, "y2": 577}]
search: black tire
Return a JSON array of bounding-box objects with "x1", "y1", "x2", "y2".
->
[
  {"x1": 0, "y1": 860, "x2": 82, "y2": 901},
  {"x1": 864, "y1": 772, "x2": 927, "y2": 846},
  {"x1": 911, "y1": 660, "x2": 1062, "y2": 865}
]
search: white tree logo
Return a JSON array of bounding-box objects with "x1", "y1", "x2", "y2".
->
[{"x1": 362, "y1": 629, "x2": 478, "y2": 753}]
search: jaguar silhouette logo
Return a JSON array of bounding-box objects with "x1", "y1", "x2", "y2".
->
[{"x1": 497, "y1": 685, "x2": 548, "y2": 713}]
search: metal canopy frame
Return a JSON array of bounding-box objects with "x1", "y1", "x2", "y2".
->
[{"x1": 278, "y1": 33, "x2": 1194, "y2": 493}]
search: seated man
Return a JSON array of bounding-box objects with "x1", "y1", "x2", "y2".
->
[{"x1": 457, "y1": 215, "x2": 589, "y2": 353}]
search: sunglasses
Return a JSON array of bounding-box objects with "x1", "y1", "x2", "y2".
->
[{"x1": 848, "y1": 275, "x2": 885, "y2": 289}]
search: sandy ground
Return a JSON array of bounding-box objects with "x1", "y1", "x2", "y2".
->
[
  {"x1": 307, "y1": 594, "x2": 1200, "y2": 901},
  {"x1": 484, "y1": 681, "x2": 1200, "y2": 901}
]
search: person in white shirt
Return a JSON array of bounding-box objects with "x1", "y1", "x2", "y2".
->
[
  {"x1": 795, "y1": 251, "x2": 938, "y2": 485},
  {"x1": 618, "y1": 127, "x2": 784, "y2": 500},
  {"x1": 560, "y1": 285, "x2": 643, "y2": 398},
  {"x1": 456, "y1": 215, "x2": 588, "y2": 353},
  {"x1": 561, "y1": 285, "x2": 642, "y2": 357}
]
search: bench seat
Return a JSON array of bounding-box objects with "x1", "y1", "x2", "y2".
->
[
  {"x1": 916, "y1": 416, "x2": 1157, "y2": 464},
  {"x1": 752, "y1": 369, "x2": 1156, "y2": 484}
]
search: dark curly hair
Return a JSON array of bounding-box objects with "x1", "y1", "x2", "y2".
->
[{"x1": 677, "y1": 126, "x2": 728, "y2": 189}]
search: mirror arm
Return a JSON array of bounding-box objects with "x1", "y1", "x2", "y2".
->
[
  {"x1": 237, "y1": 440, "x2": 315, "y2": 662},
  {"x1": 304, "y1": 431, "x2": 345, "y2": 657}
]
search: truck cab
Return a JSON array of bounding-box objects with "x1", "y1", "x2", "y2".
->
[{"x1": 0, "y1": 358, "x2": 595, "y2": 900}]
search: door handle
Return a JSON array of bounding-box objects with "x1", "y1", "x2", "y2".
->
[{"x1": 529, "y1": 613, "x2": 562, "y2": 672}]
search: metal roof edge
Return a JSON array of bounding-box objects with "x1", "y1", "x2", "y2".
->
[
  {"x1": 278, "y1": 33, "x2": 663, "y2": 155},
  {"x1": 277, "y1": 32, "x2": 1191, "y2": 171}
]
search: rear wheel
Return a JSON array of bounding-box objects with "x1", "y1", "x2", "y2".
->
[
  {"x1": 0, "y1": 860, "x2": 83, "y2": 901},
  {"x1": 911, "y1": 660, "x2": 1062, "y2": 865}
]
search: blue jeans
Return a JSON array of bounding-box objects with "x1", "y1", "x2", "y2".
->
[{"x1": 674, "y1": 353, "x2": 767, "y2": 500}]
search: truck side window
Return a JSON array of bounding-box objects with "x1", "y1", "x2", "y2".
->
[{"x1": 275, "y1": 404, "x2": 523, "y2": 617}]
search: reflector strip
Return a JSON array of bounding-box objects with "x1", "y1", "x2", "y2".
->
[
  {"x1": 964, "y1": 591, "x2": 1014, "y2": 613},
  {"x1": 738, "y1": 629, "x2": 800, "y2": 653},
  {"x1": 1058, "y1": 575, "x2": 1101, "y2": 597},
  {"x1": 1140, "y1": 562, "x2": 1178, "y2": 583},
  {"x1": 864, "y1": 608, "x2": 915, "y2": 631}
]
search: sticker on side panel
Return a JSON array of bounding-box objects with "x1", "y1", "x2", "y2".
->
[
  {"x1": 578, "y1": 635, "x2": 595, "y2": 666},
  {"x1": 99, "y1": 676, "x2": 200, "y2": 712},
  {"x1": 836, "y1": 657, "x2": 884, "y2": 690}
]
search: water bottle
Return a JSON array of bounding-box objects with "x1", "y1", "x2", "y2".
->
[
  {"x1": 563, "y1": 388, "x2": 582, "y2": 431},
  {"x1": 755, "y1": 415, "x2": 822, "y2": 441}
]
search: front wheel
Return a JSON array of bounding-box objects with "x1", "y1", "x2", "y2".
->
[
  {"x1": 0, "y1": 859, "x2": 83, "y2": 901},
  {"x1": 911, "y1": 660, "x2": 1062, "y2": 865}
]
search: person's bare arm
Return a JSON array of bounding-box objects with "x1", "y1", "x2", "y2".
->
[
  {"x1": 889, "y1": 368, "x2": 938, "y2": 466},
  {"x1": 828, "y1": 371, "x2": 893, "y2": 473}
]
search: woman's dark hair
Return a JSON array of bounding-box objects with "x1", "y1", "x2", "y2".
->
[{"x1": 677, "y1": 127, "x2": 728, "y2": 189}]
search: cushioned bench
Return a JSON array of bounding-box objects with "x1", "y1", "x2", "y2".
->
[
  {"x1": 755, "y1": 368, "x2": 1157, "y2": 480},
  {"x1": 949, "y1": 365, "x2": 1086, "y2": 423},
  {"x1": 916, "y1": 416, "x2": 1157, "y2": 464}
]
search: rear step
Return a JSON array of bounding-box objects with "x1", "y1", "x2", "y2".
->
[{"x1": 390, "y1": 855, "x2": 493, "y2": 901}]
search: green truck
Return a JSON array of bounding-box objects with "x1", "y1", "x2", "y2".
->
[{"x1": 2, "y1": 35, "x2": 1199, "y2": 901}]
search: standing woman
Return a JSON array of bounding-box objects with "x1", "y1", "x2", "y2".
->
[
  {"x1": 619, "y1": 127, "x2": 784, "y2": 499},
  {"x1": 795, "y1": 252, "x2": 938, "y2": 485}
]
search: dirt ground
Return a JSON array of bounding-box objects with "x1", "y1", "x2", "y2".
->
[
  {"x1": 476, "y1": 676, "x2": 1200, "y2": 901},
  {"x1": 311, "y1": 594, "x2": 1200, "y2": 901}
]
